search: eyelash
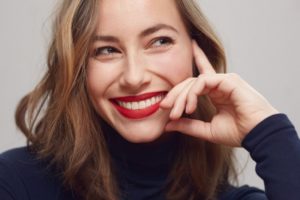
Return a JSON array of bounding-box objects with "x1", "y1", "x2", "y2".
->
[
  {"x1": 93, "y1": 46, "x2": 120, "y2": 57},
  {"x1": 92, "y1": 36, "x2": 175, "y2": 59},
  {"x1": 149, "y1": 36, "x2": 174, "y2": 48}
]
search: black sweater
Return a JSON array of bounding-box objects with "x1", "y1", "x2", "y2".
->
[{"x1": 0, "y1": 114, "x2": 300, "y2": 199}]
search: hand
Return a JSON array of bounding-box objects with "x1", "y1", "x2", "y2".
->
[{"x1": 160, "y1": 41, "x2": 279, "y2": 147}]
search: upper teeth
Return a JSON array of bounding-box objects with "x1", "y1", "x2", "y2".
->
[{"x1": 117, "y1": 94, "x2": 164, "y2": 110}]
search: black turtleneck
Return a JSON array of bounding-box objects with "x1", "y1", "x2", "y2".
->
[
  {"x1": 101, "y1": 120, "x2": 179, "y2": 200},
  {"x1": 1, "y1": 114, "x2": 300, "y2": 200}
]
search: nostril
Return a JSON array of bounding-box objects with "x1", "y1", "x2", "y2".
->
[{"x1": 119, "y1": 69, "x2": 151, "y2": 89}]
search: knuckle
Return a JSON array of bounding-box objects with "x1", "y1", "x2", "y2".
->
[
  {"x1": 197, "y1": 73, "x2": 208, "y2": 79},
  {"x1": 189, "y1": 77, "x2": 197, "y2": 82},
  {"x1": 227, "y1": 73, "x2": 241, "y2": 81}
]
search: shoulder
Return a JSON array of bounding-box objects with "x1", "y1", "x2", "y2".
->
[
  {"x1": 0, "y1": 147, "x2": 32, "y2": 199},
  {"x1": 0, "y1": 146, "x2": 48, "y2": 178},
  {"x1": 0, "y1": 146, "x2": 36, "y2": 165},
  {"x1": 0, "y1": 146, "x2": 45, "y2": 179},
  {"x1": 0, "y1": 147, "x2": 72, "y2": 200},
  {"x1": 219, "y1": 185, "x2": 267, "y2": 200}
]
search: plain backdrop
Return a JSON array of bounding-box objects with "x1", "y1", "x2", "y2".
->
[{"x1": 1, "y1": 0, "x2": 300, "y2": 190}]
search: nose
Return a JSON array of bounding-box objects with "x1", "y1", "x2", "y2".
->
[{"x1": 119, "y1": 54, "x2": 151, "y2": 91}]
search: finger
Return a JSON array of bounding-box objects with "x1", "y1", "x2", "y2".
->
[
  {"x1": 160, "y1": 78, "x2": 195, "y2": 109},
  {"x1": 183, "y1": 74, "x2": 223, "y2": 115},
  {"x1": 192, "y1": 40, "x2": 216, "y2": 75},
  {"x1": 169, "y1": 79, "x2": 195, "y2": 120},
  {"x1": 165, "y1": 118, "x2": 214, "y2": 142},
  {"x1": 187, "y1": 73, "x2": 245, "y2": 112}
]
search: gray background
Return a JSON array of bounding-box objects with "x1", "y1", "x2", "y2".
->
[{"x1": 1, "y1": 0, "x2": 299, "y2": 189}]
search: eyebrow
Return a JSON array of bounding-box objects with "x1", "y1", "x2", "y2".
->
[
  {"x1": 139, "y1": 23, "x2": 179, "y2": 37},
  {"x1": 93, "y1": 23, "x2": 178, "y2": 42}
]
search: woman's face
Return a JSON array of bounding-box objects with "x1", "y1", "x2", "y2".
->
[{"x1": 87, "y1": 0, "x2": 193, "y2": 143}]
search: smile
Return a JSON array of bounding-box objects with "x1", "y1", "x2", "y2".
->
[{"x1": 110, "y1": 91, "x2": 167, "y2": 119}]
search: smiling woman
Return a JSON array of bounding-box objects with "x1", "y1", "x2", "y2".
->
[
  {"x1": 0, "y1": 0, "x2": 300, "y2": 200},
  {"x1": 86, "y1": 0, "x2": 194, "y2": 143}
]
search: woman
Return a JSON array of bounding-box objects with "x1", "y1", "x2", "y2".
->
[{"x1": 0, "y1": 0, "x2": 299, "y2": 199}]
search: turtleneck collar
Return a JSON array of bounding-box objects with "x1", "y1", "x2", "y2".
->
[{"x1": 101, "y1": 120, "x2": 179, "y2": 180}]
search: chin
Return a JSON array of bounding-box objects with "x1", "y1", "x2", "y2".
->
[{"x1": 117, "y1": 123, "x2": 166, "y2": 144}]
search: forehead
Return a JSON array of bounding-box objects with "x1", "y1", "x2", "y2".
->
[{"x1": 96, "y1": 0, "x2": 185, "y2": 34}]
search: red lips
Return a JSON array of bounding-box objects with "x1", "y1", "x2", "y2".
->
[{"x1": 110, "y1": 91, "x2": 167, "y2": 119}]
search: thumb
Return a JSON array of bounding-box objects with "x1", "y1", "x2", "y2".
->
[{"x1": 165, "y1": 118, "x2": 213, "y2": 142}]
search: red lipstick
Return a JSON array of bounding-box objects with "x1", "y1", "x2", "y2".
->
[{"x1": 110, "y1": 91, "x2": 167, "y2": 119}]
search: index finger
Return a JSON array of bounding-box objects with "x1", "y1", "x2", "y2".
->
[{"x1": 192, "y1": 40, "x2": 216, "y2": 74}]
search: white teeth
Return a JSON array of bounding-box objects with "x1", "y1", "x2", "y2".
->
[
  {"x1": 117, "y1": 94, "x2": 165, "y2": 110},
  {"x1": 125, "y1": 102, "x2": 132, "y2": 109},
  {"x1": 132, "y1": 102, "x2": 139, "y2": 110},
  {"x1": 139, "y1": 101, "x2": 146, "y2": 109},
  {"x1": 121, "y1": 102, "x2": 126, "y2": 107},
  {"x1": 146, "y1": 99, "x2": 151, "y2": 107},
  {"x1": 151, "y1": 97, "x2": 156, "y2": 104}
]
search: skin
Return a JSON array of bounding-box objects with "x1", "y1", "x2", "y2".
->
[
  {"x1": 86, "y1": 0, "x2": 193, "y2": 143},
  {"x1": 87, "y1": 0, "x2": 279, "y2": 146},
  {"x1": 160, "y1": 42, "x2": 279, "y2": 146}
]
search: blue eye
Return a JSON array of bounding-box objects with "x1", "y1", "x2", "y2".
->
[
  {"x1": 94, "y1": 47, "x2": 119, "y2": 56},
  {"x1": 92, "y1": 46, "x2": 121, "y2": 61},
  {"x1": 151, "y1": 37, "x2": 173, "y2": 48}
]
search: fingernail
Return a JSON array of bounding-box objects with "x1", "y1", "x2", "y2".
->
[
  {"x1": 169, "y1": 110, "x2": 176, "y2": 120},
  {"x1": 160, "y1": 99, "x2": 171, "y2": 109},
  {"x1": 161, "y1": 96, "x2": 168, "y2": 104},
  {"x1": 185, "y1": 104, "x2": 191, "y2": 114},
  {"x1": 159, "y1": 101, "x2": 167, "y2": 109}
]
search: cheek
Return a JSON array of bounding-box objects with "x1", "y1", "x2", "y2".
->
[
  {"x1": 147, "y1": 47, "x2": 193, "y2": 85},
  {"x1": 86, "y1": 68, "x2": 103, "y2": 100},
  {"x1": 85, "y1": 61, "x2": 116, "y2": 100}
]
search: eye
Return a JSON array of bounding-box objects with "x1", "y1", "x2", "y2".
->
[
  {"x1": 150, "y1": 37, "x2": 174, "y2": 48},
  {"x1": 92, "y1": 46, "x2": 121, "y2": 60}
]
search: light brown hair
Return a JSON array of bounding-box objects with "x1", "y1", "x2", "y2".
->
[{"x1": 15, "y1": 0, "x2": 235, "y2": 199}]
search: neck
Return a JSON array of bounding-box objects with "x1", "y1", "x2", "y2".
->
[{"x1": 101, "y1": 120, "x2": 179, "y2": 178}]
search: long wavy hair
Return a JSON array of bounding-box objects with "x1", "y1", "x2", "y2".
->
[{"x1": 15, "y1": 0, "x2": 235, "y2": 199}]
